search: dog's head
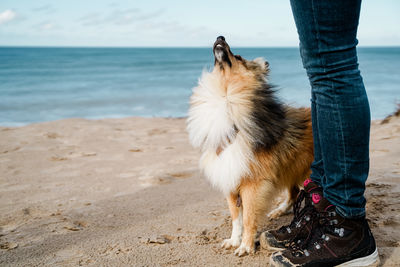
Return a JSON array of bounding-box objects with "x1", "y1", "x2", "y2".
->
[
  {"x1": 188, "y1": 36, "x2": 286, "y2": 153},
  {"x1": 213, "y1": 36, "x2": 269, "y2": 78}
]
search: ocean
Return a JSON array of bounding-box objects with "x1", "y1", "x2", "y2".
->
[{"x1": 0, "y1": 47, "x2": 399, "y2": 126}]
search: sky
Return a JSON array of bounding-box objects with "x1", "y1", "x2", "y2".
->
[{"x1": 0, "y1": 0, "x2": 399, "y2": 47}]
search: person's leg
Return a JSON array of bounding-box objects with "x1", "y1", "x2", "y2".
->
[
  {"x1": 269, "y1": 1, "x2": 379, "y2": 265},
  {"x1": 291, "y1": 0, "x2": 370, "y2": 218},
  {"x1": 309, "y1": 91, "x2": 324, "y2": 186}
]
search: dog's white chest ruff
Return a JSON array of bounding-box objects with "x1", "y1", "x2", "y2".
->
[
  {"x1": 187, "y1": 72, "x2": 254, "y2": 195},
  {"x1": 199, "y1": 135, "x2": 252, "y2": 195}
]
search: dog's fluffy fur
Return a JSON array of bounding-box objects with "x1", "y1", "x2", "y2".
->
[{"x1": 186, "y1": 37, "x2": 314, "y2": 256}]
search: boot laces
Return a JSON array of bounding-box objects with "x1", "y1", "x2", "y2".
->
[
  {"x1": 289, "y1": 209, "x2": 339, "y2": 257},
  {"x1": 277, "y1": 190, "x2": 312, "y2": 234}
]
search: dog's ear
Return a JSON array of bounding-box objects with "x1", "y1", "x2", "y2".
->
[{"x1": 253, "y1": 57, "x2": 269, "y2": 72}]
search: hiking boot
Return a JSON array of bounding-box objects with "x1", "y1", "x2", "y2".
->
[
  {"x1": 260, "y1": 179, "x2": 322, "y2": 250},
  {"x1": 270, "y1": 192, "x2": 380, "y2": 267}
]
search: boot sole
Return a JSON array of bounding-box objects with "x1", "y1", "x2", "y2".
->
[
  {"x1": 259, "y1": 232, "x2": 285, "y2": 251},
  {"x1": 336, "y1": 248, "x2": 380, "y2": 267},
  {"x1": 269, "y1": 248, "x2": 379, "y2": 267}
]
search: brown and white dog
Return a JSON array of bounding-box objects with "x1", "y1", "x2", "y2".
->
[{"x1": 186, "y1": 36, "x2": 314, "y2": 256}]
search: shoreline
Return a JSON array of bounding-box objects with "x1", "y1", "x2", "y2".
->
[
  {"x1": 0, "y1": 116, "x2": 399, "y2": 266},
  {"x1": 0, "y1": 113, "x2": 392, "y2": 128}
]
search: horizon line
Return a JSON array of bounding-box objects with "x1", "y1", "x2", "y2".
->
[{"x1": 1, "y1": 45, "x2": 400, "y2": 49}]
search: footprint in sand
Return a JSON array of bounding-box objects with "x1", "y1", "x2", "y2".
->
[
  {"x1": 139, "y1": 171, "x2": 195, "y2": 186},
  {"x1": 81, "y1": 152, "x2": 97, "y2": 157},
  {"x1": 0, "y1": 242, "x2": 18, "y2": 250},
  {"x1": 1, "y1": 147, "x2": 20, "y2": 154},
  {"x1": 1, "y1": 128, "x2": 13, "y2": 131},
  {"x1": 141, "y1": 235, "x2": 173, "y2": 245},
  {"x1": 128, "y1": 148, "x2": 142, "y2": 152},
  {"x1": 168, "y1": 171, "x2": 194, "y2": 179},
  {"x1": 366, "y1": 182, "x2": 392, "y2": 189},
  {"x1": 379, "y1": 239, "x2": 399, "y2": 248},
  {"x1": 48, "y1": 249, "x2": 92, "y2": 266},
  {"x1": 63, "y1": 220, "x2": 88, "y2": 232},
  {"x1": 380, "y1": 218, "x2": 400, "y2": 227},
  {"x1": 100, "y1": 244, "x2": 135, "y2": 257},
  {"x1": 50, "y1": 155, "x2": 68, "y2": 161},
  {"x1": 371, "y1": 149, "x2": 389, "y2": 156},
  {"x1": 195, "y1": 228, "x2": 220, "y2": 245},
  {"x1": 44, "y1": 132, "x2": 61, "y2": 139},
  {"x1": 168, "y1": 158, "x2": 194, "y2": 164},
  {"x1": 66, "y1": 151, "x2": 97, "y2": 158},
  {"x1": 379, "y1": 137, "x2": 393, "y2": 140},
  {"x1": 147, "y1": 128, "x2": 168, "y2": 136},
  {"x1": 139, "y1": 175, "x2": 174, "y2": 187}
]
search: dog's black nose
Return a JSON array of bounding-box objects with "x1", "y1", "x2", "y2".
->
[{"x1": 216, "y1": 36, "x2": 225, "y2": 41}]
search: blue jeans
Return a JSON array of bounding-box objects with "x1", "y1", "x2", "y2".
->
[{"x1": 290, "y1": 0, "x2": 370, "y2": 218}]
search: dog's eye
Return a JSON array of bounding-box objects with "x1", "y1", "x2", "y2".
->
[{"x1": 234, "y1": 55, "x2": 243, "y2": 61}]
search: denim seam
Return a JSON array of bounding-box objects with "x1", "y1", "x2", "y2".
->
[
  {"x1": 310, "y1": 0, "x2": 326, "y2": 187},
  {"x1": 336, "y1": 93, "x2": 349, "y2": 201},
  {"x1": 310, "y1": 96, "x2": 324, "y2": 184}
]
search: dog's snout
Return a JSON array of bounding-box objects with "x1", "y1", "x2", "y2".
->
[{"x1": 216, "y1": 36, "x2": 225, "y2": 42}]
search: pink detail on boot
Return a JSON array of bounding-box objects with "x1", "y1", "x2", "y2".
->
[
  {"x1": 312, "y1": 193, "x2": 321, "y2": 204},
  {"x1": 304, "y1": 178, "x2": 312, "y2": 187},
  {"x1": 324, "y1": 204, "x2": 334, "y2": 211}
]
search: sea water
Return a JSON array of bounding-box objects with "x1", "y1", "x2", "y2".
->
[{"x1": 0, "y1": 47, "x2": 399, "y2": 126}]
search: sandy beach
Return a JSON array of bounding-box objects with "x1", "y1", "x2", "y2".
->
[{"x1": 0, "y1": 115, "x2": 399, "y2": 266}]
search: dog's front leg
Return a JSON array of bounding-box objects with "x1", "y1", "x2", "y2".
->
[
  {"x1": 267, "y1": 186, "x2": 298, "y2": 219},
  {"x1": 234, "y1": 185, "x2": 257, "y2": 256},
  {"x1": 221, "y1": 192, "x2": 242, "y2": 249}
]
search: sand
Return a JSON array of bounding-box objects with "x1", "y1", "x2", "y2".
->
[{"x1": 0, "y1": 116, "x2": 399, "y2": 266}]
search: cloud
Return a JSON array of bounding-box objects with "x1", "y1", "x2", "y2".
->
[
  {"x1": 108, "y1": 2, "x2": 119, "y2": 8},
  {"x1": 78, "y1": 8, "x2": 164, "y2": 27},
  {"x1": 75, "y1": 8, "x2": 217, "y2": 46},
  {"x1": 34, "y1": 20, "x2": 59, "y2": 31},
  {"x1": 32, "y1": 4, "x2": 56, "y2": 14},
  {"x1": 79, "y1": 13, "x2": 103, "y2": 26},
  {"x1": 41, "y1": 22, "x2": 54, "y2": 30},
  {"x1": 0, "y1": 9, "x2": 16, "y2": 25},
  {"x1": 111, "y1": 8, "x2": 164, "y2": 25}
]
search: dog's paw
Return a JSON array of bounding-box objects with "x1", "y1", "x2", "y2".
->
[
  {"x1": 267, "y1": 201, "x2": 291, "y2": 220},
  {"x1": 234, "y1": 243, "x2": 254, "y2": 257},
  {"x1": 267, "y1": 208, "x2": 284, "y2": 220},
  {"x1": 221, "y1": 238, "x2": 241, "y2": 249}
]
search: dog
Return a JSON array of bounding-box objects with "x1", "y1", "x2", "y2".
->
[{"x1": 186, "y1": 36, "x2": 314, "y2": 256}]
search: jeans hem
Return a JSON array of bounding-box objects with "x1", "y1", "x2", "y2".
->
[
  {"x1": 335, "y1": 206, "x2": 365, "y2": 219},
  {"x1": 323, "y1": 191, "x2": 365, "y2": 219}
]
